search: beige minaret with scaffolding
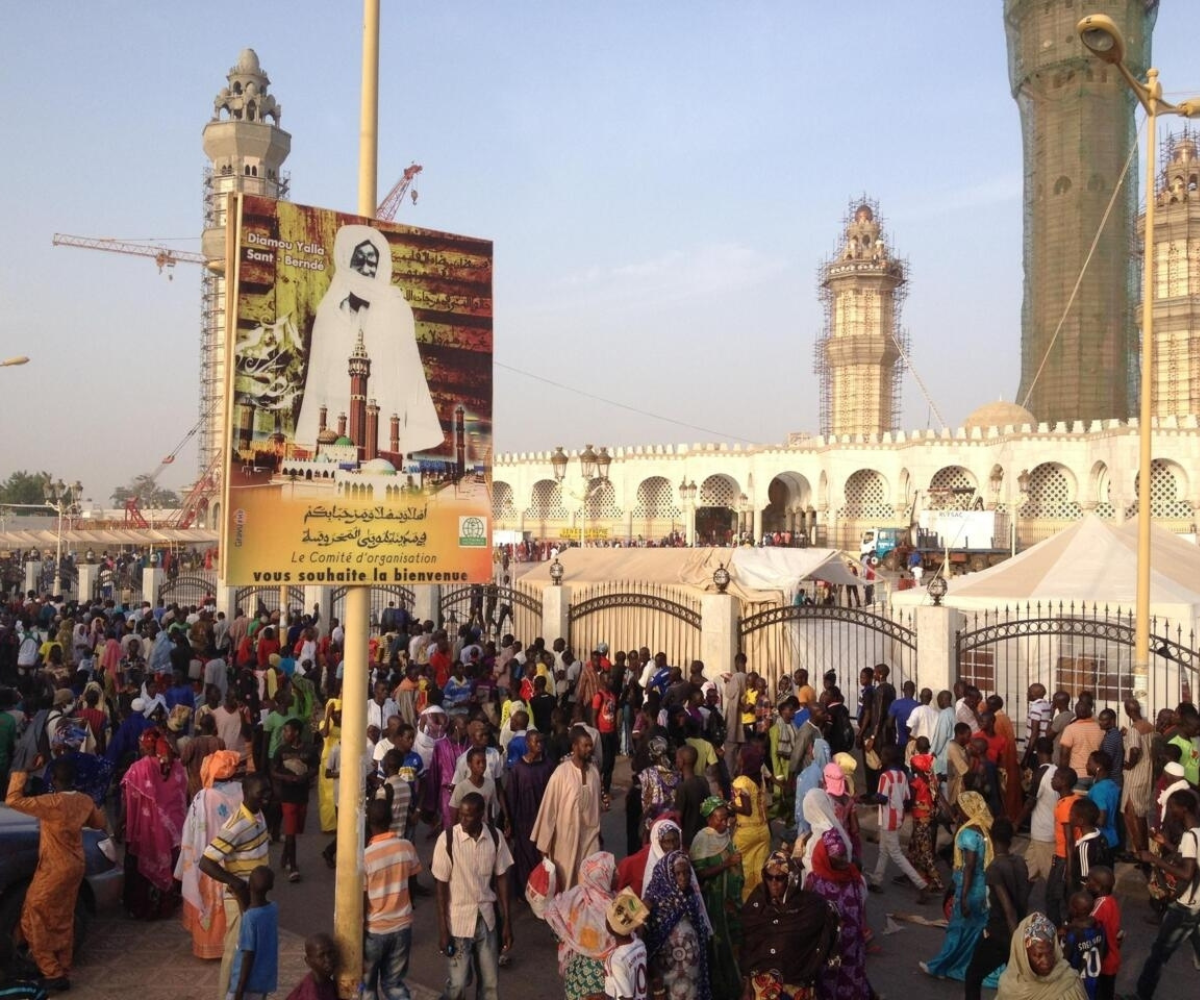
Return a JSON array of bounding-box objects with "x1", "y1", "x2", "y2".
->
[
  {"x1": 200, "y1": 49, "x2": 292, "y2": 478},
  {"x1": 1140, "y1": 130, "x2": 1200, "y2": 418},
  {"x1": 1005, "y1": 0, "x2": 1155, "y2": 424},
  {"x1": 815, "y1": 201, "x2": 907, "y2": 439}
]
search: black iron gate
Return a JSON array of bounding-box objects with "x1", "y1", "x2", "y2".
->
[
  {"x1": 956, "y1": 603, "x2": 1198, "y2": 727},
  {"x1": 567, "y1": 583, "x2": 701, "y2": 666},
  {"x1": 439, "y1": 584, "x2": 543, "y2": 637},
  {"x1": 160, "y1": 573, "x2": 216, "y2": 607},
  {"x1": 738, "y1": 604, "x2": 917, "y2": 711}
]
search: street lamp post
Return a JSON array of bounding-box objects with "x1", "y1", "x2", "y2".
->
[
  {"x1": 43, "y1": 478, "x2": 83, "y2": 596},
  {"x1": 679, "y1": 479, "x2": 697, "y2": 546},
  {"x1": 552, "y1": 445, "x2": 611, "y2": 548},
  {"x1": 1077, "y1": 13, "x2": 1200, "y2": 701}
]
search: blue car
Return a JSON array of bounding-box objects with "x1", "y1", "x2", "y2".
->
[{"x1": 0, "y1": 803, "x2": 124, "y2": 954}]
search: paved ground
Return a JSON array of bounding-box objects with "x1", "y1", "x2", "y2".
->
[{"x1": 66, "y1": 758, "x2": 1198, "y2": 999}]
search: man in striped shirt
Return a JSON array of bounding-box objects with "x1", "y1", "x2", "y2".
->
[
  {"x1": 200, "y1": 773, "x2": 272, "y2": 1000},
  {"x1": 363, "y1": 799, "x2": 422, "y2": 1000},
  {"x1": 433, "y1": 792, "x2": 513, "y2": 1000}
]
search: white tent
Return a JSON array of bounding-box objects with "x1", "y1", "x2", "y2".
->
[
  {"x1": 889, "y1": 514, "x2": 1200, "y2": 632},
  {"x1": 520, "y1": 545, "x2": 858, "y2": 600}
]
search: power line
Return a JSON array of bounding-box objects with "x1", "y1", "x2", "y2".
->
[{"x1": 494, "y1": 361, "x2": 760, "y2": 444}]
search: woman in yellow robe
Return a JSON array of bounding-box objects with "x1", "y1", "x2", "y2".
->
[
  {"x1": 318, "y1": 698, "x2": 342, "y2": 832},
  {"x1": 731, "y1": 745, "x2": 771, "y2": 901}
]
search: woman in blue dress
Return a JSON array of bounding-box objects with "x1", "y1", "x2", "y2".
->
[{"x1": 920, "y1": 789, "x2": 993, "y2": 981}]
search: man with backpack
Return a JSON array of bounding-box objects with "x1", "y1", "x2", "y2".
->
[{"x1": 432, "y1": 791, "x2": 513, "y2": 1000}]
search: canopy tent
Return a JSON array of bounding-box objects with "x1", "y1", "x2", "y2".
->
[
  {"x1": 519, "y1": 545, "x2": 858, "y2": 601},
  {"x1": 0, "y1": 526, "x2": 218, "y2": 550},
  {"x1": 889, "y1": 514, "x2": 1200, "y2": 631}
]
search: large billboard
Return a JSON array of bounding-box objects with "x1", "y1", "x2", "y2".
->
[{"x1": 221, "y1": 194, "x2": 493, "y2": 586}]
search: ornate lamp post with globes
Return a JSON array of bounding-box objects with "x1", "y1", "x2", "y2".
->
[
  {"x1": 43, "y1": 478, "x2": 83, "y2": 596},
  {"x1": 552, "y1": 444, "x2": 612, "y2": 548}
]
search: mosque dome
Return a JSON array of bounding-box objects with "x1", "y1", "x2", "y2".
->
[
  {"x1": 317, "y1": 428, "x2": 339, "y2": 445},
  {"x1": 964, "y1": 400, "x2": 1036, "y2": 430},
  {"x1": 361, "y1": 458, "x2": 397, "y2": 475},
  {"x1": 236, "y1": 49, "x2": 261, "y2": 74},
  {"x1": 334, "y1": 435, "x2": 353, "y2": 446},
  {"x1": 854, "y1": 204, "x2": 874, "y2": 222}
]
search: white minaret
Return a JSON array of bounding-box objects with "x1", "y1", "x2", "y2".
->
[{"x1": 200, "y1": 49, "x2": 291, "y2": 480}]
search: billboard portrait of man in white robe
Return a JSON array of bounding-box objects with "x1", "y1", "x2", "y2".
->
[{"x1": 293, "y1": 223, "x2": 444, "y2": 456}]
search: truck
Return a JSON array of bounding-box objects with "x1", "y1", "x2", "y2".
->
[{"x1": 861, "y1": 509, "x2": 1011, "y2": 575}]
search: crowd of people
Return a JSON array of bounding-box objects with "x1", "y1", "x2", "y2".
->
[{"x1": 1, "y1": 585, "x2": 1199, "y2": 1000}]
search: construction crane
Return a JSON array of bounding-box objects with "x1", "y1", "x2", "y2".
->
[
  {"x1": 54, "y1": 165, "x2": 422, "y2": 277},
  {"x1": 375, "y1": 162, "x2": 422, "y2": 221},
  {"x1": 52, "y1": 233, "x2": 208, "y2": 279},
  {"x1": 123, "y1": 403, "x2": 222, "y2": 529}
]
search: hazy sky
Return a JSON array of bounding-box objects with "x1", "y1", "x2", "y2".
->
[{"x1": 3, "y1": 1, "x2": 1194, "y2": 504}]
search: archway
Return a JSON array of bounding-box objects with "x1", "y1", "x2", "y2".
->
[
  {"x1": 697, "y1": 474, "x2": 740, "y2": 545},
  {"x1": 927, "y1": 465, "x2": 979, "y2": 510},
  {"x1": 761, "y1": 472, "x2": 813, "y2": 542}
]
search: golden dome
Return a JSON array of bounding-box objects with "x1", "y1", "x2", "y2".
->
[
  {"x1": 964, "y1": 400, "x2": 1036, "y2": 430},
  {"x1": 317, "y1": 428, "x2": 339, "y2": 445},
  {"x1": 854, "y1": 204, "x2": 874, "y2": 223}
]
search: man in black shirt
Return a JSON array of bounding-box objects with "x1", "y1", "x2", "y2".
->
[{"x1": 964, "y1": 817, "x2": 1030, "y2": 1000}]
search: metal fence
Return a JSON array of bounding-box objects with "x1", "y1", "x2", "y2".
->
[
  {"x1": 738, "y1": 603, "x2": 917, "y2": 713},
  {"x1": 160, "y1": 572, "x2": 217, "y2": 607},
  {"x1": 568, "y1": 582, "x2": 701, "y2": 667},
  {"x1": 955, "y1": 603, "x2": 1198, "y2": 731},
  {"x1": 439, "y1": 584, "x2": 543, "y2": 641}
]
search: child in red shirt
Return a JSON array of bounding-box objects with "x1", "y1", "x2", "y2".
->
[{"x1": 1086, "y1": 866, "x2": 1121, "y2": 1000}]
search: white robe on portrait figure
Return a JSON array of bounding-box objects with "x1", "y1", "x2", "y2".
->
[{"x1": 293, "y1": 224, "x2": 444, "y2": 456}]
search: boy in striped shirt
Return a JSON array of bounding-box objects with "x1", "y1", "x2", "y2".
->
[
  {"x1": 363, "y1": 799, "x2": 421, "y2": 1000},
  {"x1": 867, "y1": 745, "x2": 932, "y2": 903},
  {"x1": 201, "y1": 774, "x2": 273, "y2": 1000}
]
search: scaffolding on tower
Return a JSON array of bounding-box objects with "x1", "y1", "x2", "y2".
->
[{"x1": 813, "y1": 197, "x2": 910, "y2": 439}]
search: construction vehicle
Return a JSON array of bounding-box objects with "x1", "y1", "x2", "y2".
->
[{"x1": 860, "y1": 491, "x2": 1011, "y2": 575}]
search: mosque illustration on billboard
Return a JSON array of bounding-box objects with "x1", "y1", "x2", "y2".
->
[{"x1": 234, "y1": 322, "x2": 476, "y2": 502}]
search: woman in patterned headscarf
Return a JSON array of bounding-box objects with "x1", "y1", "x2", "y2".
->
[
  {"x1": 541, "y1": 851, "x2": 618, "y2": 1000},
  {"x1": 995, "y1": 913, "x2": 1087, "y2": 1000},
  {"x1": 44, "y1": 717, "x2": 113, "y2": 807},
  {"x1": 741, "y1": 850, "x2": 841, "y2": 1000},
  {"x1": 690, "y1": 797, "x2": 744, "y2": 1000},
  {"x1": 643, "y1": 850, "x2": 711, "y2": 1000},
  {"x1": 640, "y1": 735, "x2": 682, "y2": 825},
  {"x1": 921, "y1": 789, "x2": 993, "y2": 981}
]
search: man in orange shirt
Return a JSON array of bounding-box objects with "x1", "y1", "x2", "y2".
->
[
  {"x1": 1058, "y1": 701, "x2": 1103, "y2": 787},
  {"x1": 1046, "y1": 765, "x2": 1080, "y2": 928}
]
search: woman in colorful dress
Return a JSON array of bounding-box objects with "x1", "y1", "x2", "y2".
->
[
  {"x1": 689, "y1": 797, "x2": 744, "y2": 1000},
  {"x1": 920, "y1": 789, "x2": 993, "y2": 981},
  {"x1": 731, "y1": 744, "x2": 771, "y2": 901},
  {"x1": 121, "y1": 726, "x2": 188, "y2": 920},
  {"x1": 542, "y1": 851, "x2": 618, "y2": 1000},
  {"x1": 905, "y1": 751, "x2": 945, "y2": 892},
  {"x1": 639, "y1": 736, "x2": 681, "y2": 824},
  {"x1": 175, "y1": 750, "x2": 243, "y2": 958},
  {"x1": 643, "y1": 850, "x2": 712, "y2": 1000},
  {"x1": 801, "y1": 788, "x2": 879, "y2": 1000}
]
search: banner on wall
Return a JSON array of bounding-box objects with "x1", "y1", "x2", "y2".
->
[{"x1": 220, "y1": 194, "x2": 493, "y2": 586}]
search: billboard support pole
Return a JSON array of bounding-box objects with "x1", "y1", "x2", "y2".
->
[{"x1": 334, "y1": 1, "x2": 379, "y2": 996}]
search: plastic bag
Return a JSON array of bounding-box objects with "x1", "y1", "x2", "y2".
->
[{"x1": 526, "y1": 857, "x2": 557, "y2": 918}]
